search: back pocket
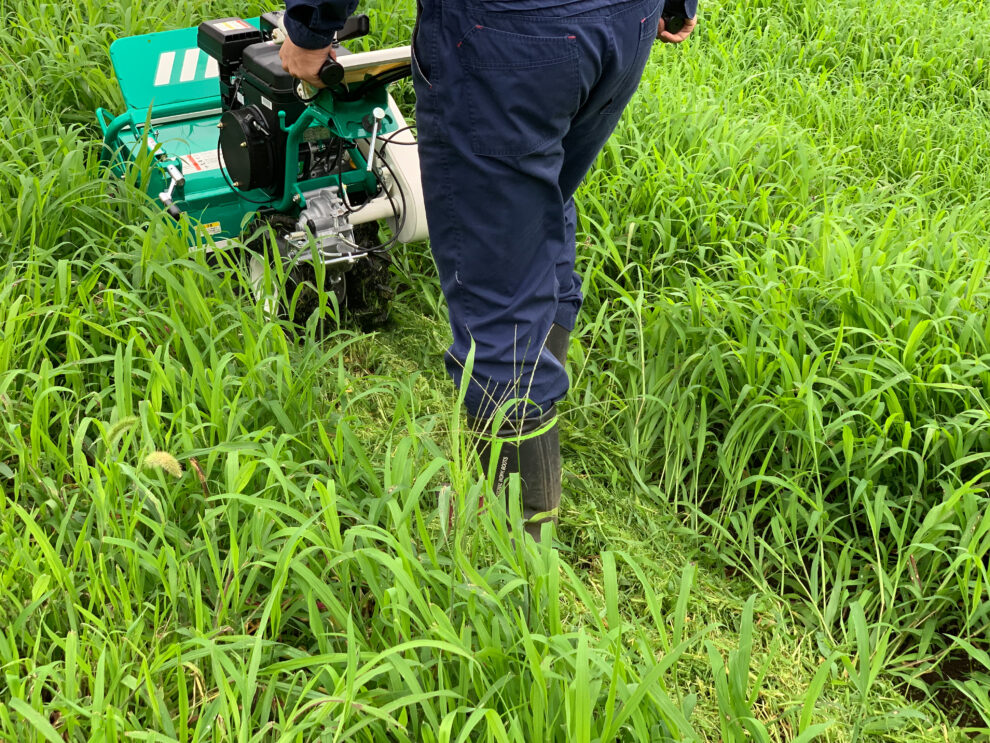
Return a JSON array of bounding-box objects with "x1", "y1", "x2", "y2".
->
[
  {"x1": 456, "y1": 24, "x2": 580, "y2": 157},
  {"x1": 601, "y1": 0, "x2": 663, "y2": 115}
]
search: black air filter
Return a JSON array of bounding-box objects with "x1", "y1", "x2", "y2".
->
[{"x1": 198, "y1": 18, "x2": 263, "y2": 67}]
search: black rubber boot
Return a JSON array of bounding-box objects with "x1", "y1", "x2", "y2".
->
[
  {"x1": 471, "y1": 407, "x2": 561, "y2": 542},
  {"x1": 545, "y1": 323, "x2": 570, "y2": 366}
]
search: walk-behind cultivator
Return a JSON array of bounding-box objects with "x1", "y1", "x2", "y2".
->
[{"x1": 99, "y1": 12, "x2": 427, "y2": 326}]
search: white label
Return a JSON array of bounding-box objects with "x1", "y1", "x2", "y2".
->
[
  {"x1": 215, "y1": 19, "x2": 251, "y2": 31},
  {"x1": 203, "y1": 221, "x2": 222, "y2": 235},
  {"x1": 261, "y1": 96, "x2": 273, "y2": 110},
  {"x1": 179, "y1": 150, "x2": 221, "y2": 173},
  {"x1": 236, "y1": 91, "x2": 245, "y2": 104},
  {"x1": 154, "y1": 51, "x2": 175, "y2": 86}
]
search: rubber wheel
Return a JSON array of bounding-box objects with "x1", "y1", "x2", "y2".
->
[
  {"x1": 243, "y1": 221, "x2": 348, "y2": 333},
  {"x1": 346, "y1": 223, "x2": 395, "y2": 330}
]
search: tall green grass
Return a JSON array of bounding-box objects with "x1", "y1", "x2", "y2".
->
[
  {"x1": 0, "y1": 202, "x2": 844, "y2": 740},
  {"x1": 0, "y1": 0, "x2": 986, "y2": 739},
  {"x1": 565, "y1": 0, "x2": 990, "y2": 729}
]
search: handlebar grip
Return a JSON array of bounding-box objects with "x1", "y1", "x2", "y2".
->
[
  {"x1": 661, "y1": 15, "x2": 686, "y2": 34},
  {"x1": 318, "y1": 58, "x2": 345, "y2": 88},
  {"x1": 336, "y1": 14, "x2": 371, "y2": 43}
]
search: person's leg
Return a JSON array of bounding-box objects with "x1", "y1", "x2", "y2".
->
[
  {"x1": 552, "y1": 197, "x2": 582, "y2": 335},
  {"x1": 413, "y1": 0, "x2": 661, "y2": 538},
  {"x1": 543, "y1": 198, "x2": 578, "y2": 369},
  {"x1": 415, "y1": 0, "x2": 592, "y2": 420},
  {"x1": 548, "y1": 1, "x2": 663, "y2": 365},
  {"x1": 560, "y1": 0, "x2": 663, "y2": 199},
  {"x1": 413, "y1": 0, "x2": 580, "y2": 538}
]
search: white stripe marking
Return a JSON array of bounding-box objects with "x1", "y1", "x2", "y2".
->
[
  {"x1": 205, "y1": 57, "x2": 219, "y2": 79},
  {"x1": 154, "y1": 51, "x2": 175, "y2": 86},
  {"x1": 179, "y1": 49, "x2": 199, "y2": 82}
]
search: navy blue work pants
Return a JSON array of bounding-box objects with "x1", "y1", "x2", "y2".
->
[{"x1": 413, "y1": 0, "x2": 663, "y2": 419}]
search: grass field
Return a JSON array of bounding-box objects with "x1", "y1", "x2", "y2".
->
[{"x1": 1, "y1": 0, "x2": 989, "y2": 739}]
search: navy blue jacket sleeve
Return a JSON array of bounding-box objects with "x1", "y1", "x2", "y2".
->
[
  {"x1": 284, "y1": 0, "x2": 359, "y2": 48},
  {"x1": 663, "y1": 0, "x2": 698, "y2": 19}
]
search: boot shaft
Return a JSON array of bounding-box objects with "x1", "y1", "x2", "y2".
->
[{"x1": 470, "y1": 406, "x2": 561, "y2": 541}]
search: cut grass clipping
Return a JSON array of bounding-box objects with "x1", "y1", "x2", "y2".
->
[{"x1": 1, "y1": 0, "x2": 988, "y2": 740}]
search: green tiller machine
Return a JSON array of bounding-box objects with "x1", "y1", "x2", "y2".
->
[{"x1": 97, "y1": 12, "x2": 427, "y2": 324}]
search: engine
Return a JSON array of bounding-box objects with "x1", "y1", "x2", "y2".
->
[
  {"x1": 196, "y1": 13, "x2": 390, "y2": 327},
  {"x1": 197, "y1": 13, "x2": 353, "y2": 198}
]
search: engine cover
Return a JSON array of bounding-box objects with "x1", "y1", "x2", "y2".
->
[
  {"x1": 219, "y1": 106, "x2": 278, "y2": 192},
  {"x1": 240, "y1": 43, "x2": 307, "y2": 124}
]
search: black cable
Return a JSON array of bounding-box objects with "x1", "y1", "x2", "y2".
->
[
  {"x1": 336, "y1": 138, "x2": 375, "y2": 218},
  {"x1": 331, "y1": 138, "x2": 380, "y2": 219},
  {"x1": 381, "y1": 153, "x2": 406, "y2": 235},
  {"x1": 217, "y1": 136, "x2": 271, "y2": 205},
  {"x1": 357, "y1": 140, "x2": 408, "y2": 254},
  {"x1": 377, "y1": 124, "x2": 418, "y2": 147},
  {"x1": 345, "y1": 125, "x2": 416, "y2": 218},
  {"x1": 353, "y1": 126, "x2": 418, "y2": 231},
  {"x1": 330, "y1": 139, "x2": 383, "y2": 219},
  {"x1": 334, "y1": 66, "x2": 413, "y2": 103},
  {"x1": 334, "y1": 136, "x2": 353, "y2": 213},
  {"x1": 371, "y1": 171, "x2": 400, "y2": 251}
]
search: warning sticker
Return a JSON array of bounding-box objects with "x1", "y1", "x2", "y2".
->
[
  {"x1": 203, "y1": 221, "x2": 222, "y2": 235},
  {"x1": 214, "y1": 19, "x2": 251, "y2": 31},
  {"x1": 179, "y1": 151, "x2": 221, "y2": 173}
]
